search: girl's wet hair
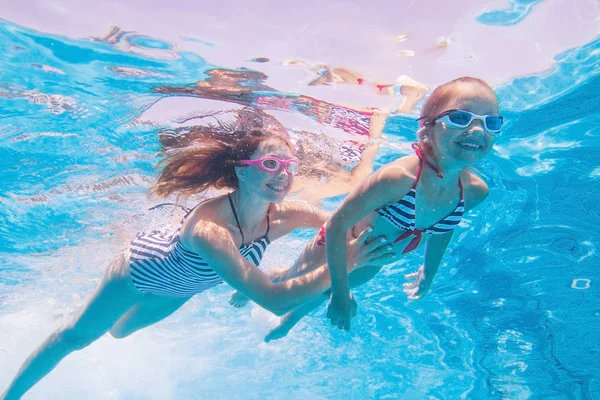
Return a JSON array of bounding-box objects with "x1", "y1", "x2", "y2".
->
[
  {"x1": 150, "y1": 129, "x2": 292, "y2": 200},
  {"x1": 417, "y1": 77, "x2": 496, "y2": 146}
]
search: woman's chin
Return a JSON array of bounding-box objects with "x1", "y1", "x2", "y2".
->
[{"x1": 262, "y1": 189, "x2": 288, "y2": 203}]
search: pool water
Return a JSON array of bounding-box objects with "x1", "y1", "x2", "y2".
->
[{"x1": 1, "y1": 4, "x2": 599, "y2": 399}]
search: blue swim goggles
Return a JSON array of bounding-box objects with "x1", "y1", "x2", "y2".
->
[{"x1": 420, "y1": 109, "x2": 504, "y2": 134}]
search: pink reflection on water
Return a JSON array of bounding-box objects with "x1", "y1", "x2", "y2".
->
[{"x1": 2, "y1": 0, "x2": 598, "y2": 110}]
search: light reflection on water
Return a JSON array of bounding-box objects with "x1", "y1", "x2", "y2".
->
[{"x1": 1, "y1": 9, "x2": 599, "y2": 399}]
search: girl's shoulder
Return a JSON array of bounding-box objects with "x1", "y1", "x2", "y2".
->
[
  {"x1": 459, "y1": 170, "x2": 489, "y2": 211},
  {"x1": 348, "y1": 155, "x2": 418, "y2": 207},
  {"x1": 377, "y1": 154, "x2": 420, "y2": 180},
  {"x1": 371, "y1": 155, "x2": 419, "y2": 191}
]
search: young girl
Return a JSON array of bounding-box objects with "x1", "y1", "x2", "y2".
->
[
  {"x1": 264, "y1": 77, "x2": 502, "y2": 340},
  {"x1": 1, "y1": 130, "x2": 392, "y2": 399}
]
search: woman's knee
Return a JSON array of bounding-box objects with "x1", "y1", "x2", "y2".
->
[
  {"x1": 107, "y1": 306, "x2": 139, "y2": 339},
  {"x1": 108, "y1": 325, "x2": 130, "y2": 340},
  {"x1": 56, "y1": 325, "x2": 102, "y2": 351}
]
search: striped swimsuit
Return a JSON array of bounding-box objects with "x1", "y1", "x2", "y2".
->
[
  {"x1": 376, "y1": 144, "x2": 464, "y2": 254},
  {"x1": 129, "y1": 195, "x2": 270, "y2": 297}
]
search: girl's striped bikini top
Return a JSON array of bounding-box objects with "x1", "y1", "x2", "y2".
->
[{"x1": 376, "y1": 144, "x2": 465, "y2": 254}]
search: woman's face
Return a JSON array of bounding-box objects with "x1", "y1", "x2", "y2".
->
[
  {"x1": 238, "y1": 139, "x2": 295, "y2": 203},
  {"x1": 429, "y1": 86, "x2": 499, "y2": 165}
]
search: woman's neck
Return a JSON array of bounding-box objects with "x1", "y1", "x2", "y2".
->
[{"x1": 229, "y1": 188, "x2": 270, "y2": 232}]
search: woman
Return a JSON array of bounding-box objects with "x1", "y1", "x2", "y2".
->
[
  {"x1": 263, "y1": 77, "x2": 503, "y2": 340},
  {"x1": 158, "y1": 106, "x2": 386, "y2": 205},
  {"x1": 2, "y1": 130, "x2": 392, "y2": 399}
]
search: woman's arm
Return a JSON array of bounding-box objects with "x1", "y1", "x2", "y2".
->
[
  {"x1": 189, "y1": 220, "x2": 384, "y2": 316},
  {"x1": 276, "y1": 201, "x2": 330, "y2": 231}
]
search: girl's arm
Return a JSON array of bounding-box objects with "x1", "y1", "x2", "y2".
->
[
  {"x1": 403, "y1": 230, "x2": 453, "y2": 299},
  {"x1": 326, "y1": 164, "x2": 414, "y2": 330},
  {"x1": 404, "y1": 173, "x2": 489, "y2": 299}
]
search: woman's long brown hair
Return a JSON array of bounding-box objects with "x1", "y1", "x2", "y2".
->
[{"x1": 149, "y1": 129, "x2": 292, "y2": 200}]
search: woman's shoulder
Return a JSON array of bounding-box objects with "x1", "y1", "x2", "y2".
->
[
  {"x1": 179, "y1": 194, "x2": 232, "y2": 237},
  {"x1": 270, "y1": 200, "x2": 309, "y2": 216},
  {"x1": 190, "y1": 194, "x2": 229, "y2": 216},
  {"x1": 270, "y1": 200, "x2": 328, "y2": 220}
]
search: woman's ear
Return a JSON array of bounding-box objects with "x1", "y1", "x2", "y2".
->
[{"x1": 235, "y1": 166, "x2": 246, "y2": 182}]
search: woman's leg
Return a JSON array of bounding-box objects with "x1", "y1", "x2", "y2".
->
[
  {"x1": 110, "y1": 295, "x2": 190, "y2": 339},
  {"x1": 1, "y1": 250, "x2": 142, "y2": 400},
  {"x1": 264, "y1": 296, "x2": 326, "y2": 342}
]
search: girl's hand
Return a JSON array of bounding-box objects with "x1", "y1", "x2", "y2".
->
[
  {"x1": 327, "y1": 292, "x2": 357, "y2": 331},
  {"x1": 403, "y1": 265, "x2": 432, "y2": 300},
  {"x1": 347, "y1": 227, "x2": 395, "y2": 272}
]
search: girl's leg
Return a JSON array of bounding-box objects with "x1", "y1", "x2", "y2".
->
[
  {"x1": 110, "y1": 295, "x2": 190, "y2": 339},
  {"x1": 1, "y1": 250, "x2": 142, "y2": 400},
  {"x1": 264, "y1": 265, "x2": 382, "y2": 341}
]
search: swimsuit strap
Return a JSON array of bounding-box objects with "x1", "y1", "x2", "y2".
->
[
  {"x1": 228, "y1": 192, "x2": 245, "y2": 244},
  {"x1": 228, "y1": 193, "x2": 272, "y2": 245},
  {"x1": 265, "y1": 212, "x2": 271, "y2": 237},
  {"x1": 412, "y1": 143, "x2": 444, "y2": 179},
  {"x1": 413, "y1": 155, "x2": 425, "y2": 188},
  {"x1": 148, "y1": 202, "x2": 191, "y2": 213}
]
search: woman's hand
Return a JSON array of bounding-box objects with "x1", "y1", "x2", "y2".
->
[
  {"x1": 403, "y1": 265, "x2": 432, "y2": 300},
  {"x1": 346, "y1": 227, "x2": 395, "y2": 272}
]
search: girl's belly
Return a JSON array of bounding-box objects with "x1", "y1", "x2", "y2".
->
[{"x1": 353, "y1": 212, "x2": 419, "y2": 256}]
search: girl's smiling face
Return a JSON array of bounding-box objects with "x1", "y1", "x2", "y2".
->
[{"x1": 428, "y1": 84, "x2": 500, "y2": 165}]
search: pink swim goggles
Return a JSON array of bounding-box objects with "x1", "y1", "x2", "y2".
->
[{"x1": 239, "y1": 156, "x2": 299, "y2": 174}]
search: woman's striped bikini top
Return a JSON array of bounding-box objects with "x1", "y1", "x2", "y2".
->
[
  {"x1": 376, "y1": 144, "x2": 464, "y2": 254},
  {"x1": 129, "y1": 194, "x2": 270, "y2": 297}
]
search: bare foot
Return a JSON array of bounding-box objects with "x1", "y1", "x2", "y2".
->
[
  {"x1": 229, "y1": 290, "x2": 250, "y2": 308},
  {"x1": 264, "y1": 313, "x2": 298, "y2": 342}
]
